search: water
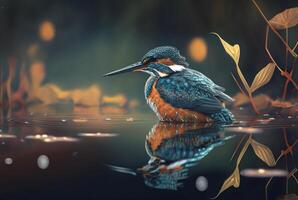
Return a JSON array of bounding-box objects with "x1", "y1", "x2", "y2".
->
[{"x1": 0, "y1": 107, "x2": 297, "y2": 200}]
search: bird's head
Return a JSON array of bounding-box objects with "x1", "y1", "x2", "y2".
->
[{"x1": 103, "y1": 46, "x2": 189, "y2": 77}]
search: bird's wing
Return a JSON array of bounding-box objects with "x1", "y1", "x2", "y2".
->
[
  {"x1": 185, "y1": 69, "x2": 234, "y2": 102},
  {"x1": 156, "y1": 69, "x2": 231, "y2": 114}
]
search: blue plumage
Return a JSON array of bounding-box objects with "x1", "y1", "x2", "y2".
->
[
  {"x1": 104, "y1": 46, "x2": 235, "y2": 124},
  {"x1": 154, "y1": 68, "x2": 234, "y2": 123}
]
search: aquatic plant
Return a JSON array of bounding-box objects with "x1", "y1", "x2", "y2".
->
[
  {"x1": 213, "y1": 1, "x2": 298, "y2": 114},
  {"x1": 212, "y1": 134, "x2": 276, "y2": 198}
]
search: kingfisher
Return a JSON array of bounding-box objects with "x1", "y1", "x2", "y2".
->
[{"x1": 104, "y1": 46, "x2": 235, "y2": 124}]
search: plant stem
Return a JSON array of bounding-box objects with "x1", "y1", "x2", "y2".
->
[
  {"x1": 281, "y1": 71, "x2": 298, "y2": 90},
  {"x1": 231, "y1": 73, "x2": 247, "y2": 96},
  {"x1": 265, "y1": 26, "x2": 298, "y2": 96},
  {"x1": 282, "y1": 75, "x2": 290, "y2": 99},
  {"x1": 252, "y1": 0, "x2": 297, "y2": 57},
  {"x1": 285, "y1": 28, "x2": 288, "y2": 70},
  {"x1": 248, "y1": 93, "x2": 259, "y2": 114}
]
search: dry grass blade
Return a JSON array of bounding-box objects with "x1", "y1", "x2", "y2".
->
[
  {"x1": 250, "y1": 63, "x2": 275, "y2": 93},
  {"x1": 251, "y1": 139, "x2": 275, "y2": 167},
  {"x1": 212, "y1": 168, "x2": 240, "y2": 199},
  {"x1": 269, "y1": 7, "x2": 298, "y2": 30}
]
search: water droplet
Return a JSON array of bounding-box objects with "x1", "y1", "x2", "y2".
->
[{"x1": 37, "y1": 155, "x2": 49, "y2": 169}]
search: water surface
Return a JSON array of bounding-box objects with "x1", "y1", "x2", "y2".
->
[{"x1": 0, "y1": 107, "x2": 297, "y2": 200}]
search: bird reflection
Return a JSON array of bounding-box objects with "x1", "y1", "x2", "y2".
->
[{"x1": 109, "y1": 122, "x2": 233, "y2": 190}]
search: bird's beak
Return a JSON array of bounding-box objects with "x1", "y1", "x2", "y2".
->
[{"x1": 103, "y1": 61, "x2": 144, "y2": 77}]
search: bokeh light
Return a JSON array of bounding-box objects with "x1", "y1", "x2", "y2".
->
[
  {"x1": 25, "y1": 134, "x2": 79, "y2": 143},
  {"x1": 188, "y1": 37, "x2": 208, "y2": 62},
  {"x1": 240, "y1": 168, "x2": 288, "y2": 177},
  {"x1": 0, "y1": 134, "x2": 16, "y2": 138},
  {"x1": 78, "y1": 132, "x2": 118, "y2": 137},
  {"x1": 4, "y1": 158, "x2": 13, "y2": 165},
  {"x1": 195, "y1": 176, "x2": 208, "y2": 191},
  {"x1": 39, "y1": 20, "x2": 55, "y2": 41},
  {"x1": 37, "y1": 155, "x2": 50, "y2": 169}
]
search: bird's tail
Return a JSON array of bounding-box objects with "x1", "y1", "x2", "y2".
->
[{"x1": 210, "y1": 108, "x2": 235, "y2": 124}]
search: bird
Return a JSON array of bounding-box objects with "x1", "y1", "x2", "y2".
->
[{"x1": 104, "y1": 46, "x2": 235, "y2": 124}]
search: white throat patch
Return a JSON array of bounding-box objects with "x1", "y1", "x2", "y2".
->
[
  {"x1": 168, "y1": 64, "x2": 185, "y2": 72},
  {"x1": 152, "y1": 69, "x2": 168, "y2": 77}
]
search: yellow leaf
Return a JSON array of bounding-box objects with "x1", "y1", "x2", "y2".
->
[
  {"x1": 269, "y1": 7, "x2": 298, "y2": 30},
  {"x1": 211, "y1": 32, "x2": 240, "y2": 64},
  {"x1": 212, "y1": 32, "x2": 251, "y2": 93},
  {"x1": 212, "y1": 168, "x2": 240, "y2": 199},
  {"x1": 251, "y1": 139, "x2": 276, "y2": 167},
  {"x1": 250, "y1": 63, "x2": 275, "y2": 93}
]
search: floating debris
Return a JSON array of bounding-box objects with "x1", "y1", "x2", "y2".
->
[
  {"x1": 4, "y1": 158, "x2": 13, "y2": 165},
  {"x1": 240, "y1": 168, "x2": 288, "y2": 178},
  {"x1": 37, "y1": 155, "x2": 49, "y2": 169},
  {"x1": 78, "y1": 132, "x2": 118, "y2": 137},
  {"x1": 226, "y1": 127, "x2": 263, "y2": 134},
  {"x1": 25, "y1": 134, "x2": 79, "y2": 143}
]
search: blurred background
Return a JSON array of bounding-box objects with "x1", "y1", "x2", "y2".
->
[{"x1": 0, "y1": 0, "x2": 297, "y2": 113}]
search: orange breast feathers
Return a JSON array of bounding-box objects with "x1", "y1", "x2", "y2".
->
[{"x1": 147, "y1": 81, "x2": 211, "y2": 123}]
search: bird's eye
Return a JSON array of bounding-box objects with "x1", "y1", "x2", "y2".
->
[{"x1": 142, "y1": 57, "x2": 154, "y2": 64}]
